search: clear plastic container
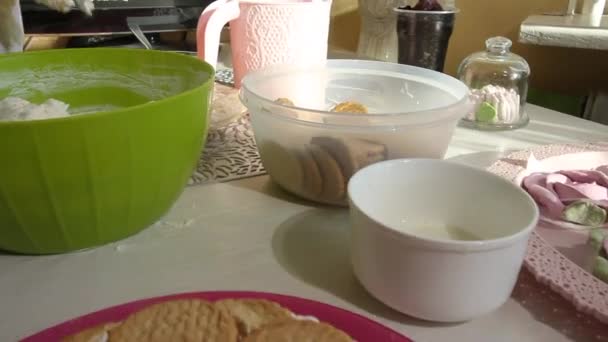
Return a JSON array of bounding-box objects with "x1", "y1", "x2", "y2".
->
[
  {"x1": 240, "y1": 59, "x2": 472, "y2": 206},
  {"x1": 457, "y1": 37, "x2": 530, "y2": 130}
]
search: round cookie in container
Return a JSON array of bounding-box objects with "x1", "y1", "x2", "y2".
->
[{"x1": 240, "y1": 60, "x2": 472, "y2": 206}]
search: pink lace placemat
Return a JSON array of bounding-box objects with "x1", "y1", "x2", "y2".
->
[{"x1": 488, "y1": 142, "x2": 608, "y2": 324}]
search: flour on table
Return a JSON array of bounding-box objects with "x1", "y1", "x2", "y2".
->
[{"x1": 0, "y1": 97, "x2": 71, "y2": 122}]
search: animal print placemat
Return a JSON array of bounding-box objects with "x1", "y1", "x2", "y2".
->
[
  {"x1": 188, "y1": 70, "x2": 266, "y2": 185},
  {"x1": 189, "y1": 113, "x2": 266, "y2": 185}
]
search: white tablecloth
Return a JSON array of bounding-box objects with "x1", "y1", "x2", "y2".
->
[{"x1": 1, "y1": 104, "x2": 607, "y2": 342}]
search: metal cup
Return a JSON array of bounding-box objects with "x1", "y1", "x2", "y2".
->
[{"x1": 394, "y1": 8, "x2": 458, "y2": 72}]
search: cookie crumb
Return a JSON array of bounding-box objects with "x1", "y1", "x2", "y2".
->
[
  {"x1": 274, "y1": 98, "x2": 295, "y2": 106},
  {"x1": 331, "y1": 101, "x2": 368, "y2": 114}
]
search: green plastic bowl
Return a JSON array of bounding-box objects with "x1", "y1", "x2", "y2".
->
[{"x1": 0, "y1": 48, "x2": 213, "y2": 254}]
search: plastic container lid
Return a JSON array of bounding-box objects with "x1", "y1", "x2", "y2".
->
[{"x1": 240, "y1": 59, "x2": 472, "y2": 128}]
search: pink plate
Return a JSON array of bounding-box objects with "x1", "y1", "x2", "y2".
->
[
  {"x1": 21, "y1": 291, "x2": 413, "y2": 342},
  {"x1": 488, "y1": 142, "x2": 608, "y2": 324}
]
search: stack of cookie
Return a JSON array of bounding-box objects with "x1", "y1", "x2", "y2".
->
[
  {"x1": 259, "y1": 99, "x2": 388, "y2": 205},
  {"x1": 260, "y1": 136, "x2": 387, "y2": 206},
  {"x1": 63, "y1": 298, "x2": 354, "y2": 341}
]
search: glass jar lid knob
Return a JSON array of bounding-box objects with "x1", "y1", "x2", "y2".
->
[{"x1": 486, "y1": 36, "x2": 512, "y2": 55}]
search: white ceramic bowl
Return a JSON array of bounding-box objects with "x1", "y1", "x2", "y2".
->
[
  {"x1": 240, "y1": 60, "x2": 472, "y2": 206},
  {"x1": 348, "y1": 159, "x2": 539, "y2": 322}
]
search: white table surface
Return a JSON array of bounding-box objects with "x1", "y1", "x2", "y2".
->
[
  {"x1": 1, "y1": 104, "x2": 608, "y2": 342},
  {"x1": 520, "y1": 14, "x2": 608, "y2": 50}
]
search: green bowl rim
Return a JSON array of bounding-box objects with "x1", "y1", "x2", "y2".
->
[{"x1": 0, "y1": 48, "x2": 215, "y2": 127}]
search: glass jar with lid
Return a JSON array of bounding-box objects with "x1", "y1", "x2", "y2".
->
[{"x1": 457, "y1": 36, "x2": 530, "y2": 130}]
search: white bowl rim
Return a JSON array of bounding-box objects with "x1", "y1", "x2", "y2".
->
[{"x1": 347, "y1": 158, "x2": 540, "y2": 252}]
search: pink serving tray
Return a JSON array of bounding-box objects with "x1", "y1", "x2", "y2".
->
[
  {"x1": 488, "y1": 142, "x2": 608, "y2": 324},
  {"x1": 21, "y1": 291, "x2": 413, "y2": 342}
]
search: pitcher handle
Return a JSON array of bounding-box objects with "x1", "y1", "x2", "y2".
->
[{"x1": 196, "y1": 0, "x2": 240, "y2": 70}]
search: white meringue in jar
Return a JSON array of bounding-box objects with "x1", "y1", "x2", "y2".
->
[{"x1": 467, "y1": 84, "x2": 521, "y2": 124}]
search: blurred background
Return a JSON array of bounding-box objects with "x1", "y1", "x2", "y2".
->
[
  {"x1": 20, "y1": 0, "x2": 608, "y2": 123},
  {"x1": 330, "y1": 0, "x2": 608, "y2": 122}
]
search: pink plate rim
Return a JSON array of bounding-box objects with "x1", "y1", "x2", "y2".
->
[
  {"x1": 21, "y1": 291, "x2": 414, "y2": 342},
  {"x1": 487, "y1": 141, "x2": 608, "y2": 324}
]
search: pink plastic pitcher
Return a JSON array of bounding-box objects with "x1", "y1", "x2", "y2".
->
[{"x1": 197, "y1": 0, "x2": 332, "y2": 88}]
